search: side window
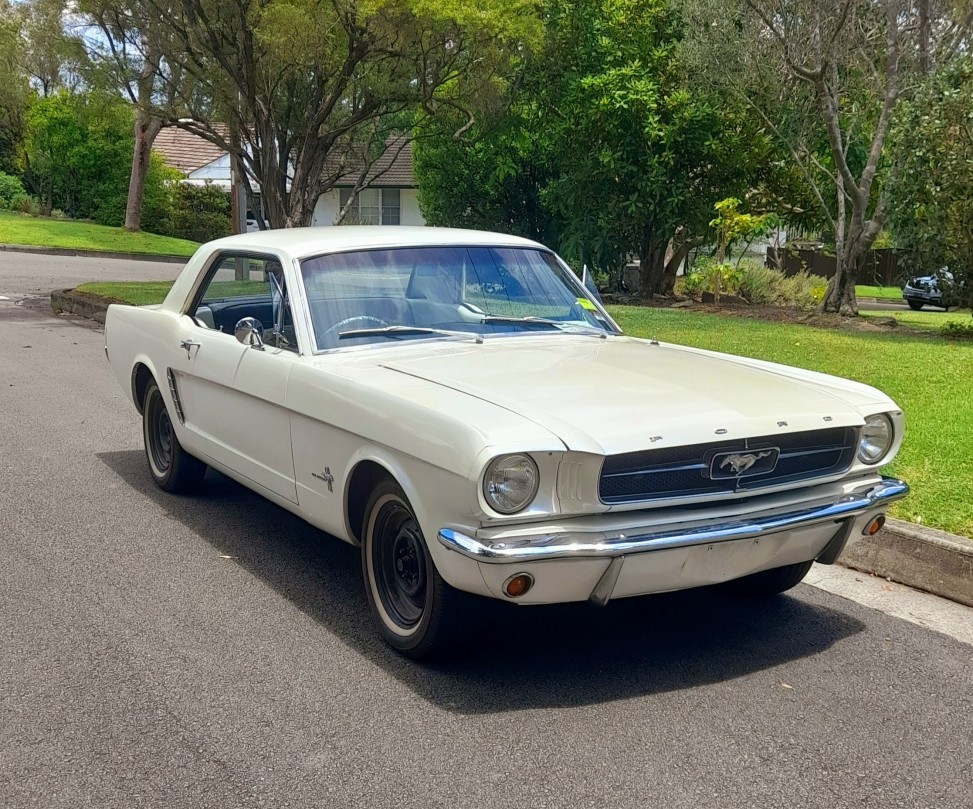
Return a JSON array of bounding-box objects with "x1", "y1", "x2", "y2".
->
[{"x1": 191, "y1": 254, "x2": 296, "y2": 351}]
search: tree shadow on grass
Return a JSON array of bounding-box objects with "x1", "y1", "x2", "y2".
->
[{"x1": 99, "y1": 450, "x2": 865, "y2": 715}]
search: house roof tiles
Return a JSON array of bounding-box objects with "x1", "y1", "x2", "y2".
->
[{"x1": 154, "y1": 128, "x2": 227, "y2": 175}]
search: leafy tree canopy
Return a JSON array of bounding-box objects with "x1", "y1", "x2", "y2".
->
[{"x1": 417, "y1": 0, "x2": 772, "y2": 294}]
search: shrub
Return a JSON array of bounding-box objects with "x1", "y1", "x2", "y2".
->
[
  {"x1": 737, "y1": 260, "x2": 782, "y2": 305},
  {"x1": 941, "y1": 320, "x2": 973, "y2": 340},
  {"x1": 153, "y1": 181, "x2": 231, "y2": 242},
  {"x1": 11, "y1": 192, "x2": 39, "y2": 215},
  {"x1": 778, "y1": 271, "x2": 828, "y2": 309},
  {"x1": 0, "y1": 171, "x2": 24, "y2": 208},
  {"x1": 685, "y1": 257, "x2": 743, "y2": 299}
]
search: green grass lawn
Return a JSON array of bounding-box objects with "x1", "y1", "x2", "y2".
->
[
  {"x1": 76, "y1": 281, "x2": 176, "y2": 306},
  {"x1": 861, "y1": 307, "x2": 973, "y2": 333},
  {"x1": 0, "y1": 211, "x2": 199, "y2": 257},
  {"x1": 856, "y1": 284, "x2": 904, "y2": 300},
  {"x1": 609, "y1": 306, "x2": 973, "y2": 539}
]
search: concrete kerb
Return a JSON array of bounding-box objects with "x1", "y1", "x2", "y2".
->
[
  {"x1": 51, "y1": 288, "x2": 113, "y2": 324},
  {"x1": 842, "y1": 518, "x2": 973, "y2": 608},
  {"x1": 2, "y1": 242, "x2": 189, "y2": 264},
  {"x1": 49, "y1": 287, "x2": 973, "y2": 609}
]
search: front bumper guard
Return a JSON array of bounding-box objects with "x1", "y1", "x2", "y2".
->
[{"x1": 438, "y1": 477, "x2": 908, "y2": 565}]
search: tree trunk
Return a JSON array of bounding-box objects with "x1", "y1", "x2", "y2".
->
[
  {"x1": 637, "y1": 234, "x2": 667, "y2": 299},
  {"x1": 124, "y1": 113, "x2": 163, "y2": 232},
  {"x1": 821, "y1": 256, "x2": 858, "y2": 315}
]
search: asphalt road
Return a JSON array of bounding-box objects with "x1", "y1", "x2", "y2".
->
[{"x1": 2, "y1": 253, "x2": 972, "y2": 809}]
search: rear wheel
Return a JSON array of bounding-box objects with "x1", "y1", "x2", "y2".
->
[
  {"x1": 142, "y1": 379, "x2": 206, "y2": 493},
  {"x1": 361, "y1": 479, "x2": 466, "y2": 658},
  {"x1": 724, "y1": 560, "x2": 814, "y2": 597}
]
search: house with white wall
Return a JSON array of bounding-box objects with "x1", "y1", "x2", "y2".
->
[{"x1": 153, "y1": 129, "x2": 425, "y2": 228}]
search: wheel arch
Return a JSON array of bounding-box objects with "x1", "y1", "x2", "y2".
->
[
  {"x1": 343, "y1": 451, "x2": 435, "y2": 546},
  {"x1": 345, "y1": 459, "x2": 394, "y2": 544},
  {"x1": 131, "y1": 361, "x2": 157, "y2": 414}
]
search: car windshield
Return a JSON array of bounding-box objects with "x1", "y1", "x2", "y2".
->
[{"x1": 299, "y1": 245, "x2": 616, "y2": 350}]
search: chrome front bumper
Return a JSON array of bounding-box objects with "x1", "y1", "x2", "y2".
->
[
  {"x1": 438, "y1": 477, "x2": 908, "y2": 564},
  {"x1": 437, "y1": 477, "x2": 908, "y2": 605}
]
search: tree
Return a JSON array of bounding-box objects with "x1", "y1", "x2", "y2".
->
[
  {"x1": 685, "y1": 0, "x2": 973, "y2": 314},
  {"x1": 20, "y1": 91, "x2": 169, "y2": 222},
  {"x1": 887, "y1": 56, "x2": 973, "y2": 310},
  {"x1": 131, "y1": 0, "x2": 541, "y2": 229},
  {"x1": 79, "y1": 1, "x2": 192, "y2": 232},
  {"x1": 414, "y1": 85, "x2": 563, "y2": 247},
  {"x1": 18, "y1": 0, "x2": 87, "y2": 96},
  {"x1": 0, "y1": 2, "x2": 29, "y2": 173},
  {"x1": 416, "y1": 0, "x2": 770, "y2": 294}
]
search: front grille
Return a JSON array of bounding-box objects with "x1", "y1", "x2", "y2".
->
[{"x1": 599, "y1": 427, "x2": 857, "y2": 504}]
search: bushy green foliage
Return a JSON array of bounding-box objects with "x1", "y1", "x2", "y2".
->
[
  {"x1": 777, "y1": 271, "x2": 828, "y2": 309},
  {"x1": 736, "y1": 261, "x2": 783, "y2": 305},
  {"x1": 685, "y1": 257, "x2": 742, "y2": 298},
  {"x1": 940, "y1": 320, "x2": 973, "y2": 341},
  {"x1": 415, "y1": 0, "x2": 772, "y2": 288},
  {"x1": 20, "y1": 92, "x2": 176, "y2": 228},
  {"x1": 0, "y1": 171, "x2": 24, "y2": 207},
  {"x1": 686, "y1": 257, "x2": 827, "y2": 309},
  {"x1": 23, "y1": 92, "x2": 132, "y2": 220},
  {"x1": 11, "y1": 192, "x2": 39, "y2": 215},
  {"x1": 154, "y1": 182, "x2": 230, "y2": 243}
]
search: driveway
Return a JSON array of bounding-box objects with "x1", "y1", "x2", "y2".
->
[{"x1": 0, "y1": 250, "x2": 184, "y2": 304}]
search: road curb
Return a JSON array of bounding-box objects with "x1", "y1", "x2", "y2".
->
[
  {"x1": 51, "y1": 288, "x2": 113, "y2": 324},
  {"x1": 1, "y1": 242, "x2": 189, "y2": 264},
  {"x1": 841, "y1": 518, "x2": 973, "y2": 607},
  {"x1": 46, "y1": 287, "x2": 973, "y2": 609}
]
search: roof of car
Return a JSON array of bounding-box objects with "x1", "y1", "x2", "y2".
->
[{"x1": 202, "y1": 226, "x2": 545, "y2": 260}]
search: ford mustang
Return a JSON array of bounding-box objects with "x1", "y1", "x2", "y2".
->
[{"x1": 105, "y1": 227, "x2": 909, "y2": 658}]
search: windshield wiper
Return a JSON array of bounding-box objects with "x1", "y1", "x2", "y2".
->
[
  {"x1": 337, "y1": 325, "x2": 482, "y2": 343},
  {"x1": 480, "y1": 315, "x2": 607, "y2": 337},
  {"x1": 480, "y1": 315, "x2": 561, "y2": 328}
]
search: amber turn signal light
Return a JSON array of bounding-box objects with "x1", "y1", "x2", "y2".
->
[
  {"x1": 864, "y1": 515, "x2": 886, "y2": 536},
  {"x1": 503, "y1": 573, "x2": 535, "y2": 598}
]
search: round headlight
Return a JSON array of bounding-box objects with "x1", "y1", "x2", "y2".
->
[
  {"x1": 483, "y1": 454, "x2": 539, "y2": 514},
  {"x1": 858, "y1": 414, "x2": 894, "y2": 464}
]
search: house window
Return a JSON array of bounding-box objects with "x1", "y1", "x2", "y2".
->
[{"x1": 339, "y1": 188, "x2": 401, "y2": 225}]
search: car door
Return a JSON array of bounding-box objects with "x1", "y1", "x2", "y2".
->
[{"x1": 172, "y1": 252, "x2": 299, "y2": 503}]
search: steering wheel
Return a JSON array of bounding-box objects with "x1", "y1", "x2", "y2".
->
[{"x1": 320, "y1": 315, "x2": 390, "y2": 342}]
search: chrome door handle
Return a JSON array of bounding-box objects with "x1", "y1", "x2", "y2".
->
[{"x1": 180, "y1": 339, "x2": 200, "y2": 358}]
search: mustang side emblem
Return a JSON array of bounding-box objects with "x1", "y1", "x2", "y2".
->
[{"x1": 720, "y1": 451, "x2": 773, "y2": 475}]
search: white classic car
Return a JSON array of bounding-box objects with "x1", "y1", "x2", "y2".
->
[{"x1": 105, "y1": 227, "x2": 908, "y2": 658}]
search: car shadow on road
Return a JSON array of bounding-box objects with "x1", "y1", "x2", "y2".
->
[{"x1": 99, "y1": 450, "x2": 866, "y2": 715}]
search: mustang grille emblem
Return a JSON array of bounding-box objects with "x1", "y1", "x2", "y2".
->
[{"x1": 719, "y1": 451, "x2": 773, "y2": 475}]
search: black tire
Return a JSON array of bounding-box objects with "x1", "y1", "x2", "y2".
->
[
  {"x1": 907, "y1": 299, "x2": 924, "y2": 310},
  {"x1": 361, "y1": 479, "x2": 466, "y2": 659},
  {"x1": 724, "y1": 560, "x2": 814, "y2": 597},
  {"x1": 142, "y1": 379, "x2": 206, "y2": 493}
]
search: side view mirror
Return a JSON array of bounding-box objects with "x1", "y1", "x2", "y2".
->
[{"x1": 234, "y1": 317, "x2": 265, "y2": 350}]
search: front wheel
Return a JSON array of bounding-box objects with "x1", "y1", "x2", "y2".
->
[
  {"x1": 724, "y1": 560, "x2": 814, "y2": 597},
  {"x1": 362, "y1": 480, "x2": 466, "y2": 658},
  {"x1": 142, "y1": 379, "x2": 206, "y2": 493},
  {"x1": 907, "y1": 299, "x2": 924, "y2": 310}
]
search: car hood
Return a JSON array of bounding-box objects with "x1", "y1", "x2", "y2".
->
[{"x1": 375, "y1": 335, "x2": 891, "y2": 455}]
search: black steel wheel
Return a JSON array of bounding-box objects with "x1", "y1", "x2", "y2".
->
[
  {"x1": 724, "y1": 559, "x2": 814, "y2": 597},
  {"x1": 142, "y1": 379, "x2": 206, "y2": 493},
  {"x1": 362, "y1": 479, "x2": 465, "y2": 658}
]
